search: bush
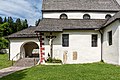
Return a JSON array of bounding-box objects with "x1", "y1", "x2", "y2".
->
[
  {"x1": 0, "y1": 37, "x2": 9, "y2": 50},
  {"x1": 46, "y1": 57, "x2": 62, "y2": 63},
  {"x1": 46, "y1": 57, "x2": 53, "y2": 63},
  {"x1": 52, "y1": 58, "x2": 62, "y2": 63}
]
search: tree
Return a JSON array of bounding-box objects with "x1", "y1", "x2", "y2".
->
[
  {"x1": 8, "y1": 17, "x2": 14, "y2": 34},
  {"x1": 4, "y1": 17, "x2": 7, "y2": 23},
  {"x1": 0, "y1": 17, "x2": 3, "y2": 24},
  {"x1": 16, "y1": 18, "x2": 22, "y2": 31},
  {"x1": 22, "y1": 19, "x2": 28, "y2": 29},
  {"x1": 0, "y1": 22, "x2": 10, "y2": 36},
  {"x1": 0, "y1": 23, "x2": 9, "y2": 49},
  {"x1": 0, "y1": 24, "x2": 4, "y2": 36},
  {"x1": 0, "y1": 16, "x2": 29, "y2": 50},
  {"x1": 8, "y1": 17, "x2": 13, "y2": 23},
  {"x1": 0, "y1": 37, "x2": 8, "y2": 49}
]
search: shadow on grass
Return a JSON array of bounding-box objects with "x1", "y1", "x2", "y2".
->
[{"x1": 0, "y1": 69, "x2": 28, "y2": 80}]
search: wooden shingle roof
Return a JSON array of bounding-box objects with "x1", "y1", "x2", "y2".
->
[
  {"x1": 8, "y1": 19, "x2": 106, "y2": 38},
  {"x1": 42, "y1": 0, "x2": 120, "y2": 11},
  {"x1": 8, "y1": 26, "x2": 37, "y2": 38},
  {"x1": 35, "y1": 19, "x2": 106, "y2": 32}
]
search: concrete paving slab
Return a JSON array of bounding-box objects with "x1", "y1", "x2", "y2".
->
[{"x1": 0, "y1": 66, "x2": 30, "y2": 78}]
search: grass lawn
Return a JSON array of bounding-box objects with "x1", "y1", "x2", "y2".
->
[
  {"x1": 1, "y1": 63, "x2": 120, "y2": 80},
  {"x1": 0, "y1": 54, "x2": 12, "y2": 69}
]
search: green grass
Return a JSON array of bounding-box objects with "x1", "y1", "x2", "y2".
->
[
  {"x1": 1, "y1": 63, "x2": 120, "y2": 80},
  {"x1": 0, "y1": 54, "x2": 12, "y2": 69}
]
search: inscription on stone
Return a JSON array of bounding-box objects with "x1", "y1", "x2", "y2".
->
[{"x1": 73, "y1": 51, "x2": 77, "y2": 60}]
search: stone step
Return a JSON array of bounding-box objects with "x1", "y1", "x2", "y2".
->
[{"x1": 13, "y1": 58, "x2": 39, "y2": 67}]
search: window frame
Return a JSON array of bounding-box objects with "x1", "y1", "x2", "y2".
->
[
  {"x1": 91, "y1": 34, "x2": 98, "y2": 47},
  {"x1": 105, "y1": 14, "x2": 112, "y2": 20},
  {"x1": 60, "y1": 14, "x2": 68, "y2": 19},
  {"x1": 108, "y1": 31, "x2": 112, "y2": 46},
  {"x1": 83, "y1": 14, "x2": 91, "y2": 19},
  {"x1": 62, "y1": 34, "x2": 69, "y2": 47}
]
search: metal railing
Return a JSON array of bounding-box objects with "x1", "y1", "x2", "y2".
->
[
  {"x1": 12, "y1": 53, "x2": 21, "y2": 66},
  {"x1": 12, "y1": 53, "x2": 39, "y2": 66}
]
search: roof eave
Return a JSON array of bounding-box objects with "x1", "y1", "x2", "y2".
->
[
  {"x1": 42, "y1": 10, "x2": 120, "y2": 12},
  {"x1": 35, "y1": 30, "x2": 63, "y2": 33},
  {"x1": 102, "y1": 18, "x2": 120, "y2": 29},
  {"x1": 63, "y1": 28, "x2": 100, "y2": 30},
  {"x1": 107, "y1": 18, "x2": 120, "y2": 26},
  {"x1": 8, "y1": 36, "x2": 38, "y2": 39}
]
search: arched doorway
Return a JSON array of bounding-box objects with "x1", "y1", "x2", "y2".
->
[{"x1": 20, "y1": 42, "x2": 39, "y2": 58}]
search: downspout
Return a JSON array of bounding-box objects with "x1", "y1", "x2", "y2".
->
[
  {"x1": 99, "y1": 30, "x2": 104, "y2": 62},
  {"x1": 8, "y1": 38, "x2": 10, "y2": 60}
]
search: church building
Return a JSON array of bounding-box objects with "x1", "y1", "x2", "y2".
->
[{"x1": 8, "y1": 0, "x2": 120, "y2": 65}]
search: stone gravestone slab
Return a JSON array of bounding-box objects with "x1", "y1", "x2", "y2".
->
[
  {"x1": 63, "y1": 51, "x2": 67, "y2": 64},
  {"x1": 73, "y1": 51, "x2": 77, "y2": 60}
]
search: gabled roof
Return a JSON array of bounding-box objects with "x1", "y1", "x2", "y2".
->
[
  {"x1": 8, "y1": 19, "x2": 106, "y2": 38},
  {"x1": 8, "y1": 26, "x2": 37, "y2": 38},
  {"x1": 104, "y1": 11, "x2": 120, "y2": 27},
  {"x1": 42, "y1": 0, "x2": 120, "y2": 11},
  {"x1": 35, "y1": 19, "x2": 106, "y2": 32}
]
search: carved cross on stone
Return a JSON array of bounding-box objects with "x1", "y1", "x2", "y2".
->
[{"x1": 46, "y1": 32, "x2": 56, "y2": 59}]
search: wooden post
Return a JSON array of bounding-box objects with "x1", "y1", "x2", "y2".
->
[{"x1": 36, "y1": 32, "x2": 45, "y2": 64}]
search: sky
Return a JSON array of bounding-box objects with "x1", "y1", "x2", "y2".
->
[
  {"x1": 0, "y1": 0, "x2": 120, "y2": 26},
  {"x1": 0, "y1": 0, "x2": 42, "y2": 26}
]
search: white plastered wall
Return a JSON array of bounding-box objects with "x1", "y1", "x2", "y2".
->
[
  {"x1": 103, "y1": 20, "x2": 120, "y2": 65},
  {"x1": 10, "y1": 38, "x2": 40, "y2": 61},
  {"x1": 43, "y1": 30, "x2": 101, "y2": 64},
  {"x1": 43, "y1": 12, "x2": 115, "y2": 19}
]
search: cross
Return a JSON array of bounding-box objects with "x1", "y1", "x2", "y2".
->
[{"x1": 46, "y1": 32, "x2": 56, "y2": 59}]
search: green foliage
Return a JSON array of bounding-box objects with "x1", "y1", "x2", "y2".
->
[
  {"x1": 1, "y1": 63, "x2": 120, "y2": 80},
  {"x1": 0, "y1": 17, "x2": 3, "y2": 24},
  {"x1": 15, "y1": 18, "x2": 22, "y2": 31},
  {"x1": 0, "y1": 16, "x2": 28, "y2": 49},
  {"x1": 46, "y1": 57, "x2": 53, "y2": 63},
  {"x1": 15, "y1": 18, "x2": 28, "y2": 32},
  {"x1": 0, "y1": 37, "x2": 9, "y2": 50},
  {"x1": 0, "y1": 22, "x2": 11, "y2": 36},
  {"x1": 22, "y1": 19, "x2": 28, "y2": 29},
  {"x1": 52, "y1": 58, "x2": 62, "y2": 63},
  {"x1": 4, "y1": 17, "x2": 7, "y2": 23},
  {"x1": 46, "y1": 57, "x2": 62, "y2": 63}
]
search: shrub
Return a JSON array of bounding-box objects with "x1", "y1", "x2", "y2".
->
[
  {"x1": 46, "y1": 57, "x2": 62, "y2": 63},
  {"x1": 46, "y1": 57, "x2": 53, "y2": 63},
  {"x1": 52, "y1": 58, "x2": 62, "y2": 63}
]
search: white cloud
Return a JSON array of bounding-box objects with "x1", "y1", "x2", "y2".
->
[{"x1": 0, "y1": 0, "x2": 42, "y2": 26}]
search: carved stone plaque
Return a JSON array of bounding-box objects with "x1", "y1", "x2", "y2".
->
[
  {"x1": 63, "y1": 51, "x2": 67, "y2": 64},
  {"x1": 73, "y1": 51, "x2": 77, "y2": 60}
]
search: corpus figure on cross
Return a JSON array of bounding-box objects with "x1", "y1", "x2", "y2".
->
[{"x1": 46, "y1": 32, "x2": 56, "y2": 59}]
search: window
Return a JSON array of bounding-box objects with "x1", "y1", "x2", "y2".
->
[
  {"x1": 83, "y1": 14, "x2": 90, "y2": 19},
  {"x1": 60, "y1": 14, "x2": 68, "y2": 19},
  {"x1": 92, "y1": 34, "x2": 98, "y2": 47},
  {"x1": 62, "y1": 34, "x2": 69, "y2": 47},
  {"x1": 108, "y1": 31, "x2": 112, "y2": 46},
  {"x1": 105, "y1": 14, "x2": 112, "y2": 20}
]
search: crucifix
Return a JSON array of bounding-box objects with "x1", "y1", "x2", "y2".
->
[{"x1": 46, "y1": 32, "x2": 56, "y2": 59}]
